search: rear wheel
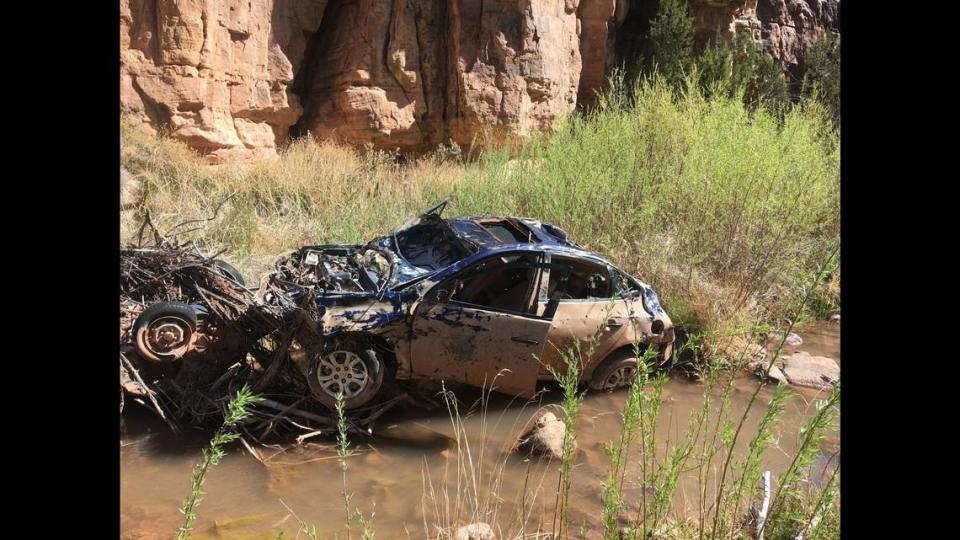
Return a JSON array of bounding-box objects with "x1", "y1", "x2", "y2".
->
[
  {"x1": 589, "y1": 348, "x2": 644, "y2": 392},
  {"x1": 306, "y1": 338, "x2": 386, "y2": 410}
]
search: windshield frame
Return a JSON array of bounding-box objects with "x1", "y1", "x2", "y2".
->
[{"x1": 390, "y1": 215, "x2": 477, "y2": 273}]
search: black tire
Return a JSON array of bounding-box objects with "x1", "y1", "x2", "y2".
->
[
  {"x1": 212, "y1": 259, "x2": 245, "y2": 286},
  {"x1": 132, "y1": 302, "x2": 198, "y2": 364},
  {"x1": 589, "y1": 348, "x2": 643, "y2": 392},
  {"x1": 306, "y1": 338, "x2": 387, "y2": 410}
]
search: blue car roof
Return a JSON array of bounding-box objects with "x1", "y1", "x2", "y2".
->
[
  {"x1": 442, "y1": 215, "x2": 607, "y2": 261},
  {"x1": 448, "y1": 216, "x2": 577, "y2": 246}
]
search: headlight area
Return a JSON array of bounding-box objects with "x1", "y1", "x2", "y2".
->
[
  {"x1": 641, "y1": 286, "x2": 664, "y2": 317},
  {"x1": 651, "y1": 319, "x2": 664, "y2": 335}
]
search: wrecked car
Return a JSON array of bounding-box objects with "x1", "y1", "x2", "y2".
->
[{"x1": 268, "y1": 201, "x2": 675, "y2": 410}]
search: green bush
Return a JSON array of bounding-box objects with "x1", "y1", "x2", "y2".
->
[
  {"x1": 802, "y1": 32, "x2": 841, "y2": 125},
  {"x1": 647, "y1": 0, "x2": 694, "y2": 91}
]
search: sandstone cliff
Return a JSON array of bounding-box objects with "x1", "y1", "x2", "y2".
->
[{"x1": 120, "y1": 0, "x2": 839, "y2": 162}]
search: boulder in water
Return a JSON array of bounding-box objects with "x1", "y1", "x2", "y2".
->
[
  {"x1": 782, "y1": 351, "x2": 839, "y2": 389},
  {"x1": 516, "y1": 411, "x2": 572, "y2": 460}
]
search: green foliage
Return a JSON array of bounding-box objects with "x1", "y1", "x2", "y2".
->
[
  {"x1": 647, "y1": 0, "x2": 695, "y2": 91},
  {"x1": 544, "y1": 340, "x2": 588, "y2": 539},
  {"x1": 698, "y1": 31, "x2": 790, "y2": 114},
  {"x1": 802, "y1": 32, "x2": 841, "y2": 125},
  {"x1": 733, "y1": 36, "x2": 790, "y2": 114},
  {"x1": 334, "y1": 392, "x2": 376, "y2": 540},
  {"x1": 176, "y1": 385, "x2": 263, "y2": 540},
  {"x1": 728, "y1": 382, "x2": 792, "y2": 531},
  {"x1": 763, "y1": 382, "x2": 840, "y2": 539},
  {"x1": 599, "y1": 344, "x2": 660, "y2": 538},
  {"x1": 696, "y1": 31, "x2": 733, "y2": 99},
  {"x1": 336, "y1": 392, "x2": 354, "y2": 539}
]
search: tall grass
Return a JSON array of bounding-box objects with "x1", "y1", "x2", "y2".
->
[
  {"x1": 543, "y1": 341, "x2": 588, "y2": 539},
  {"x1": 420, "y1": 378, "x2": 554, "y2": 538},
  {"x1": 176, "y1": 385, "x2": 262, "y2": 540},
  {"x1": 121, "y1": 74, "x2": 838, "y2": 338}
]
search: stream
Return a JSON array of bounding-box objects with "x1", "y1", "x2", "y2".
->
[{"x1": 120, "y1": 320, "x2": 839, "y2": 539}]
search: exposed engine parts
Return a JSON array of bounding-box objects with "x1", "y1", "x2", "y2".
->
[{"x1": 270, "y1": 246, "x2": 393, "y2": 294}]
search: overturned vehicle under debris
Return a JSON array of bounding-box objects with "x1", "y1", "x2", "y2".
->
[{"x1": 120, "y1": 202, "x2": 675, "y2": 432}]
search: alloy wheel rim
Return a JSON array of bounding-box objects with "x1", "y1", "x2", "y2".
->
[
  {"x1": 603, "y1": 365, "x2": 638, "y2": 390},
  {"x1": 316, "y1": 350, "x2": 369, "y2": 399}
]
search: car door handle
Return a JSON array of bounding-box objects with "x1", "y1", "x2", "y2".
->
[
  {"x1": 606, "y1": 319, "x2": 623, "y2": 329},
  {"x1": 511, "y1": 337, "x2": 541, "y2": 345}
]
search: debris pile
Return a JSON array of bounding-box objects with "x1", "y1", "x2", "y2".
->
[{"x1": 119, "y1": 218, "x2": 411, "y2": 441}]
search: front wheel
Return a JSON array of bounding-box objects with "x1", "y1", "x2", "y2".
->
[
  {"x1": 132, "y1": 302, "x2": 198, "y2": 364},
  {"x1": 306, "y1": 340, "x2": 386, "y2": 410}
]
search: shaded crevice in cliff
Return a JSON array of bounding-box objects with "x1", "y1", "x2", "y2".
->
[
  {"x1": 289, "y1": 0, "x2": 340, "y2": 139},
  {"x1": 441, "y1": 0, "x2": 459, "y2": 132},
  {"x1": 405, "y1": 0, "x2": 444, "y2": 148},
  {"x1": 614, "y1": 0, "x2": 659, "y2": 76}
]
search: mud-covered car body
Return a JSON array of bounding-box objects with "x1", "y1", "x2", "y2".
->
[{"x1": 275, "y1": 204, "x2": 674, "y2": 400}]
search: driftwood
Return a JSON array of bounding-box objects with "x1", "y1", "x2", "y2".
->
[
  {"x1": 755, "y1": 471, "x2": 772, "y2": 540},
  {"x1": 120, "y1": 352, "x2": 178, "y2": 432}
]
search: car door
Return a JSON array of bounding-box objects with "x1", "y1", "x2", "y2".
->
[
  {"x1": 410, "y1": 252, "x2": 568, "y2": 398},
  {"x1": 535, "y1": 255, "x2": 633, "y2": 380}
]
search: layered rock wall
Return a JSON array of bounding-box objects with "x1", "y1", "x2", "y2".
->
[{"x1": 120, "y1": 0, "x2": 839, "y2": 162}]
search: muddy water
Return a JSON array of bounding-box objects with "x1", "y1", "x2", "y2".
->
[{"x1": 121, "y1": 322, "x2": 839, "y2": 539}]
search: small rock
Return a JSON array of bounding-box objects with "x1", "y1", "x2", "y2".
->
[
  {"x1": 830, "y1": 314, "x2": 840, "y2": 323},
  {"x1": 746, "y1": 355, "x2": 787, "y2": 384},
  {"x1": 761, "y1": 364, "x2": 789, "y2": 384},
  {"x1": 454, "y1": 522, "x2": 495, "y2": 540},
  {"x1": 782, "y1": 351, "x2": 839, "y2": 389},
  {"x1": 768, "y1": 331, "x2": 803, "y2": 349},
  {"x1": 516, "y1": 411, "x2": 573, "y2": 460}
]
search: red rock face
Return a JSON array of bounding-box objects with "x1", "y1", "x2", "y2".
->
[
  {"x1": 121, "y1": 0, "x2": 327, "y2": 162},
  {"x1": 119, "y1": 0, "x2": 838, "y2": 162},
  {"x1": 690, "y1": 0, "x2": 840, "y2": 81},
  {"x1": 295, "y1": 0, "x2": 582, "y2": 151}
]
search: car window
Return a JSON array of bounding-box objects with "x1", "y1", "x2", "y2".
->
[
  {"x1": 478, "y1": 220, "x2": 538, "y2": 244},
  {"x1": 547, "y1": 257, "x2": 611, "y2": 301},
  {"x1": 612, "y1": 269, "x2": 643, "y2": 296},
  {"x1": 445, "y1": 254, "x2": 540, "y2": 314}
]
